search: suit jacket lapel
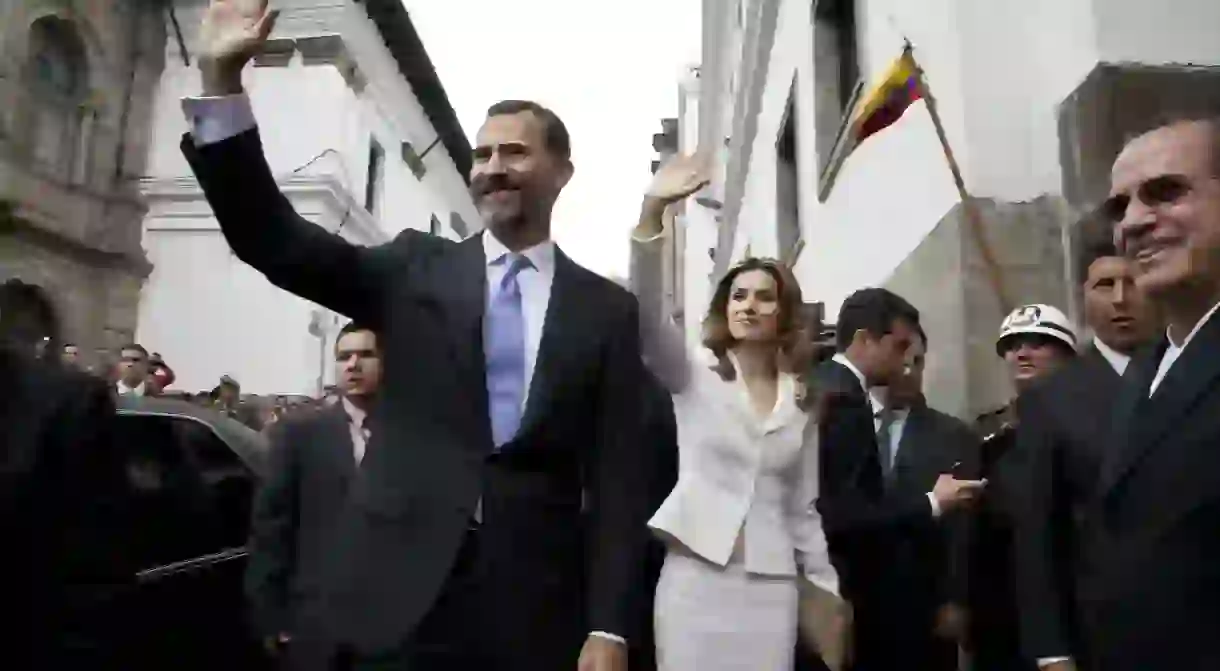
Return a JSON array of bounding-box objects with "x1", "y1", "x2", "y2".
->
[
  {"x1": 1099, "y1": 315, "x2": 1220, "y2": 498},
  {"x1": 518, "y1": 248, "x2": 581, "y2": 435},
  {"x1": 439, "y1": 234, "x2": 491, "y2": 435},
  {"x1": 323, "y1": 404, "x2": 359, "y2": 479}
]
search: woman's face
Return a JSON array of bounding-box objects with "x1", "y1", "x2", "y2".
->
[
  {"x1": 1001, "y1": 335, "x2": 1071, "y2": 390},
  {"x1": 726, "y1": 269, "x2": 782, "y2": 343}
]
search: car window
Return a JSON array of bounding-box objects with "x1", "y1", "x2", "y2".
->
[{"x1": 114, "y1": 414, "x2": 253, "y2": 571}]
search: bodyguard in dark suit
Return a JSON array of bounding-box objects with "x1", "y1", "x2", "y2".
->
[
  {"x1": 1013, "y1": 236, "x2": 1157, "y2": 670},
  {"x1": 812, "y1": 288, "x2": 984, "y2": 671},
  {"x1": 246, "y1": 323, "x2": 382, "y2": 658},
  {"x1": 1081, "y1": 115, "x2": 1220, "y2": 671},
  {"x1": 184, "y1": 4, "x2": 654, "y2": 669},
  {"x1": 0, "y1": 331, "x2": 131, "y2": 667}
]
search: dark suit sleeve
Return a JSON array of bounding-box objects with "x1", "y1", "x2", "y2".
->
[
  {"x1": 816, "y1": 392, "x2": 934, "y2": 537},
  {"x1": 942, "y1": 421, "x2": 978, "y2": 606},
  {"x1": 244, "y1": 420, "x2": 300, "y2": 639},
  {"x1": 181, "y1": 129, "x2": 406, "y2": 326},
  {"x1": 585, "y1": 296, "x2": 654, "y2": 639},
  {"x1": 1012, "y1": 391, "x2": 1074, "y2": 660}
]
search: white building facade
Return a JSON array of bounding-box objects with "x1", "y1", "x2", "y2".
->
[
  {"x1": 138, "y1": 0, "x2": 480, "y2": 395},
  {"x1": 675, "y1": 0, "x2": 1220, "y2": 419}
]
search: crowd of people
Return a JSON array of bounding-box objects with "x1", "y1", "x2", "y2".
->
[{"x1": 4, "y1": 1, "x2": 1220, "y2": 670}]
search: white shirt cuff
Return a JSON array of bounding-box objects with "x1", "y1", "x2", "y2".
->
[
  {"x1": 927, "y1": 492, "x2": 942, "y2": 518},
  {"x1": 182, "y1": 94, "x2": 257, "y2": 147},
  {"x1": 589, "y1": 631, "x2": 626, "y2": 645},
  {"x1": 1037, "y1": 657, "x2": 1072, "y2": 667}
]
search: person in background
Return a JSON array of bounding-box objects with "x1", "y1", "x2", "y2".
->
[
  {"x1": 246, "y1": 322, "x2": 384, "y2": 662},
  {"x1": 147, "y1": 353, "x2": 176, "y2": 395},
  {"x1": 114, "y1": 343, "x2": 151, "y2": 396},
  {"x1": 60, "y1": 343, "x2": 81, "y2": 368},
  {"x1": 1, "y1": 286, "x2": 133, "y2": 668},
  {"x1": 962, "y1": 304, "x2": 1077, "y2": 671},
  {"x1": 1013, "y1": 231, "x2": 1158, "y2": 671}
]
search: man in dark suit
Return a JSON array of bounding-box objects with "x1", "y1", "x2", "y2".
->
[
  {"x1": 246, "y1": 322, "x2": 383, "y2": 659},
  {"x1": 874, "y1": 331, "x2": 976, "y2": 671},
  {"x1": 813, "y1": 288, "x2": 984, "y2": 671},
  {"x1": 1013, "y1": 234, "x2": 1158, "y2": 670},
  {"x1": 1079, "y1": 115, "x2": 1220, "y2": 670},
  {"x1": 0, "y1": 303, "x2": 132, "y2": 667},
  {"x1": 184, "y1": 3, "x2": 654, "y2": 669}
]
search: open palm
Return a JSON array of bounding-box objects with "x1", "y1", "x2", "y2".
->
[
  {"x1": 199, "y1": 0, "x2": 279, "y2": 65},
  {"x1": 646, "y1": 153, "x2": 711, "y2": 204}
]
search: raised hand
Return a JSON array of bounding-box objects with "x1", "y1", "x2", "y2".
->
[
  {"x1": 198, "y1": 0, "x2": 280, "y2": 94},
  {"x1": 645, "y1": 153, "x2": 712, "y2": 205}
]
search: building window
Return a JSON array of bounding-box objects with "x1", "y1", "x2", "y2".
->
[
  {"x1": 813, "y1": 0, "x2": 861, "y2": 173},
  {"x1": 429, "y1": 214, "x2": 442, "y2": 236},
  {"x1": 364, "y1": 138, "x2": 384, "y2": 216},
  {"x1": 20, "y1": 16, "x2": 91, "y2": 183},
  {"x1": 776, "y1": 83, "x2": 801, "y2": 263}
]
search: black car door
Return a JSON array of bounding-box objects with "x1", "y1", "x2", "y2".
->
[{"x1": 114, "y1": 412, "x2": 263, "y2": 669}]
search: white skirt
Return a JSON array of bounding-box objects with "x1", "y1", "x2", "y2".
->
[{"x1": 654, "y1": 549, "x2": 798, "y2": 671}]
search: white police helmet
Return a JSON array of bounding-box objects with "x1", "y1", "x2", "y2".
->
[{"x1": 996, "y1": 303, "x2": 1077, "y2": 356}]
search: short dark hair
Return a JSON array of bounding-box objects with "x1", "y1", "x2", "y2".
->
[
  {"x1": 486, "y1": 99, "x2": 571, "y2": 161},
  {"x1": 337, "y1": 321, "x2": 379, "y2": 351},
  {"x1": 1076, "y1": 214, "x2": 1121, "y2": 282},
  {"x1": 119, "y1": 343, "x2": 148, "y2": 358},
  {"x1": 834, "y1": 288, "x2": 921, "y2": 352}
]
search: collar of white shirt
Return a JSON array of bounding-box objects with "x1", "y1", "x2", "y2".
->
[
  {"x1": 118, "y1": 381, "x2": 146, "y2": 396},
  {"x1": 341, "y1": 396, "x2": 368, "y2": 430},
  {"x1": 1167, "y1": 299, "x2": 1220, "y2": 350},
  {"x1": 482, "y1": 230, "x2": 556, "y2": 276},
  {"x1": 1091, "y1": 337, "x2": 1131, "y2": 376},
  {"x1": 831, "y1": 353, "x2": 883, "y2": 415}
]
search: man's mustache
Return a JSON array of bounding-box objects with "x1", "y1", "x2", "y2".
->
[{"x1": 472, "y1": 174, "x2": 521, "y2": 197}]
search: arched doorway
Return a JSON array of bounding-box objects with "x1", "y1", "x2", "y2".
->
[{"x1": 0, "y1": 279, "x2": 61, "y2": 349}]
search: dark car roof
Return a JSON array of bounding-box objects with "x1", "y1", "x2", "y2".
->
[{"x1": 115, "y1": 396, "x2": 270, "y2": 476}]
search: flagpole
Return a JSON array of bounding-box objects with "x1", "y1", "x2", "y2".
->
[{"x1": 909, "y1": 51, "x2": 1013, "y2": 313}]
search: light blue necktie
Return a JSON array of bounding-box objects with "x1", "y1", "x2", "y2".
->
[{"x1": 485, "y1": 254, "x2": 531, "y2": 448}]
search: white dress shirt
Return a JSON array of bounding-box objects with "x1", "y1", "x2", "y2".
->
[
  {"x1": 830, "y1": 354, "x2": 941, "y2": 517},
  {"x1": 180, "y1": 92, "x2": 625, "y2": 644},
  {"x1": 116, "y1": 380, "x2": 146, "y2": 397},
  {"x1": 1149, "y1": 300, "x2": 1220, "y2": 396},
  {"x1": 1092, "y1": 337, "x2": 1131, "y2": 376},
  {"x1": 341, "y1": 397, "x2": 371, "y2": 465}
]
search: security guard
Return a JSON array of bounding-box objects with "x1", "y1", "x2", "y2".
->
[
  {"x1": 962, "y1": 304, "x2": 1077, "y2": 671},
  {"x1": 974, "y1": 304, "x2": 1079, "y2": 439}
]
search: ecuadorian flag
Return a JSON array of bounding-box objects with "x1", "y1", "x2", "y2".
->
[{"x1": 850, "y1": 47, "x2": 923, "y2": 146}]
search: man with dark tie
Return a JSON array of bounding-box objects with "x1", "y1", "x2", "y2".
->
[
  {"x1": 245, "y1": 322, "x2": 383, "y2": 659},
  {"x1": 1013, "y1": 230, "x2": 1157, "y2": 671},
  {"x1": 183, "y1": 3, "x2": 654, "y2": 669},
  {"x1": 812, "y1": 287, "x2": 985, "y2": 671},
  {"x1": 1082, "y1": 114, "x2": 1220, "y2": 671}
]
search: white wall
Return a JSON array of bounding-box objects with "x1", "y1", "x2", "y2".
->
[
  {"x1": 702, "y1": 0, "x2": 1220, "y2": 320},
  {"x1": 137, "y1": 3, "x2": 478, "y2": 395}
]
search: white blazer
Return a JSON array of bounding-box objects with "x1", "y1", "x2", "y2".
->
[{"x1": 642, "y1": 322, "x2": 840, "y2": 596}]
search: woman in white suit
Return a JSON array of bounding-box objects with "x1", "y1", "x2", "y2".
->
[{"x1": 632, "y1": 156, "x2": 842, "y2": 671}]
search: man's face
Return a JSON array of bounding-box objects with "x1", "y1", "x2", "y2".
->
[
  {"x1": 470, "y1": 111, "x2": 572, "y2": 235},
  {"x1": 888, "y1": 337, "x2": 926, "y2": 408},
  {"x1": 218, "y1": 383, "x2": 238, "y2": 405},
  {"x1": 1083, "y1": 256, "x2": 1157, "y2": 354},
  {"x1": 857, "y1": 318, "x2": 918, "y2": 386},
  {"x1": 117, "y1": 348, "x2": 149, "y2": 385},
  {"x1": 1001, "y1": 335, "x2": 1071, "y2": 390},
  {"x1": 1107, "y1": 121, "x2": 1220, "y2": 299},
  {"x1": 61, "y1": 345, "x2": 79, "y2": 364},
  {"x1": 336, "y1": 330, "x2": 382, "y2": 399}
]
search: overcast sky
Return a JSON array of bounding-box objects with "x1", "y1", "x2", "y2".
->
[{"x1": 406, "y1": 0, "x2": 702, "y2": 278}]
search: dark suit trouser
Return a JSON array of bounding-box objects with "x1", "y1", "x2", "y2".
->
[{"x1": 337, "y1": 529, "x2": 580, "y2": 671}]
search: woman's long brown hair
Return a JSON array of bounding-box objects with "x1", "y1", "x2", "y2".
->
[{"x1": 700, "y1": 257, "x2": 814, "y2": 383}]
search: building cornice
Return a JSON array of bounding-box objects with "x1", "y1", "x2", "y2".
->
[{"x1": 140, "y1": 174, "x2": 390, "y2": 245}]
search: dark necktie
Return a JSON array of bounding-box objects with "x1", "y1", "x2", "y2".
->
[{"x1": 875, "y1": 408, "x2": 897, "y2": 478}]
